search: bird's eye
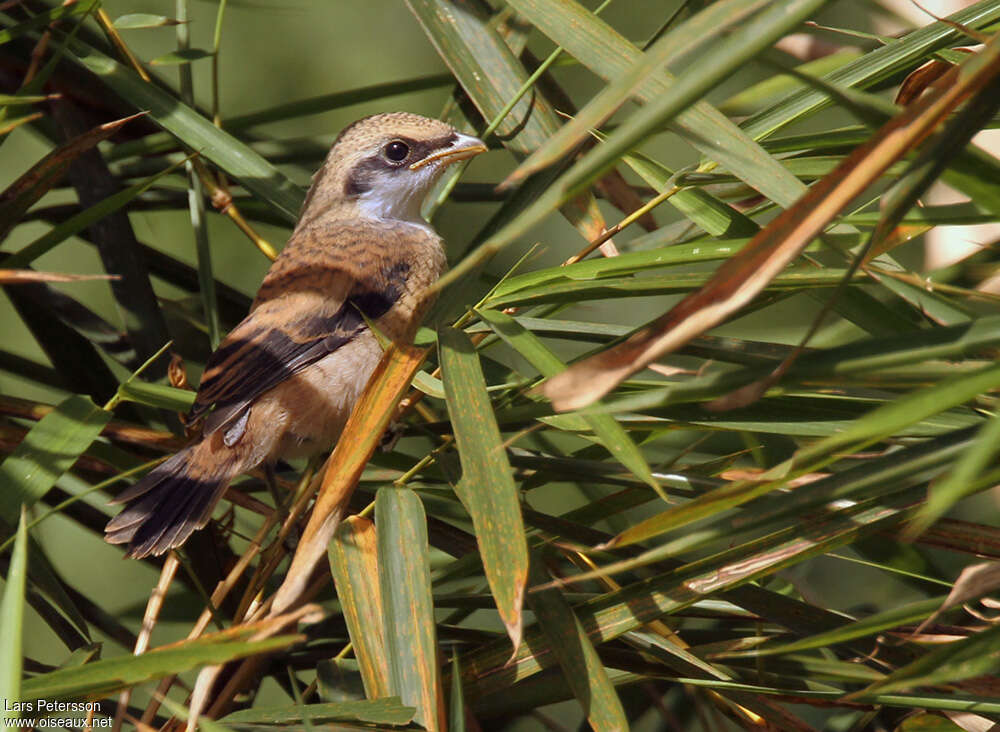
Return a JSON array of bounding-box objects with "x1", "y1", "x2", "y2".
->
[{"x1": 384, "y1": 141, "x2": 410, "y2": 163}]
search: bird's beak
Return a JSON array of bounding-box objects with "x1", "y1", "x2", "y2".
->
[{"x1": 409, "y1": 132, "x2": 487, "y2": 170}]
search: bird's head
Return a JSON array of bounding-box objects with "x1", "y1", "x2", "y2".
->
[{"x1": 300, "y1": 112, "x2": 487, "y2": 227}]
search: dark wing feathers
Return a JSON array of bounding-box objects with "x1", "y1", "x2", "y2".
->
[{"x1": 189, "y1": 267, "x2": 405, "y2": 434}]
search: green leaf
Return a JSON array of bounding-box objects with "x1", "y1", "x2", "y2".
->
[
  {"x1": 0, "y1": 510, "x2": 28, "y2": 726},
  {"x1": 377, "y1": 487, "x2": 441, "y2": 731},
  {"x1": 477, "y1": 308, "x2": 660, "y2": 494},
  {"x1": 0, "y1": 113, "x2": 142, "y2": 243},
  {"x1": 463, "y1": 491, "x2": 917, "y2": 697},
  {"x1": 403, "y1": 0, "x2": 611, "y2": 243},
  {"x1": 620, "y1": 151, "x2": 759, "y2": 237},
  {"x1": 503, "y1": 0, "x2": 809, "y2": 208},
  {"x1": 219, "y1": 697, "x2": 416, "y2": 725},
  {"x1": 328, "y1": 516, "x2": 391, "y2": 699},
  {"x1": 741, "y1": 0, "x2": 1000, "y2": 141},
  {"x1": 509, "y1": 0, "x2": 826, "y2": 199},
  {"x1": 714, "y1": 596, "x2": 944, "y2": 659},
  {"x1": 439, "y1": 327, "x2": 529, "y2": 651},
  {"x1": 0, "y1": 395, "x2": 110, "y2": 522},
  {"x1": 527, "y1": 553, "x2": 628, "y2": 731},
  {"x1": 3, "y1": 157, "x2": 189, "y2": 268},
  {"x1": 609, "y1": 360, "x2": 1000, "y2": 548},
  {"x1": 113, "y1": 13, "x2": 183, "y2": 29},
  {"x1": 915, "y1": 409, "x2": 1000, "y2": 533},
  {"x1": 21, "y1": 632, "x2": 300, "y2": 700},
  {"x1": 150, "y1": 48, "x2": 214, "y2": 66},
  {"x1": 115, "y1": 381, "x2": 196, "y2": 412}
]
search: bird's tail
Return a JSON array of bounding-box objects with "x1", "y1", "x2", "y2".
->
[{"x1": 105, "y1": 436, "x2": 242, "y2": 558}]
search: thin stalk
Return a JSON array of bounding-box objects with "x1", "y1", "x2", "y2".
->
[{"x1": 177, "y1": 0, "x2": 221, "y2": 347}]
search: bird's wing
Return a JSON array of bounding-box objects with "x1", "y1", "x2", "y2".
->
[{"x1": 189, "y1": 269, "x2": 401, "y2": 436}]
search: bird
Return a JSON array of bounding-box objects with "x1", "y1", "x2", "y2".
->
[{"x1": 105, "y1": 112, "x2": 486, "y2": 558}]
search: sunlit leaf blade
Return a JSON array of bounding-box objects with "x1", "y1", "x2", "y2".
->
[
  {"x1": 486, "y1": 266, "x2": 854, "y2": 308},
  {"x1": 377, "y1": 487, "x2": 443, "y2": 732},
  {"x1": 620, "y1": 151, "x2": 758, "y2": 238},
  {"x1": 439, "y1": 326, "x2": 528, "y2": 651},
  {"x1": 63, "y1": 39, "x2": 305, "y2": 221},
  {"x1": 219, "y1": 698, "x2": 416, "y2": 725},
  {"x1": 0, "y1": 395, "x2": 111, "y2": 523},
  {"x1": 720, "y1": 49, "x2": 862, "y2": 116},
  {"x1": 0, "y1": 510, "x2": 27, "y2": 726},
  {"x1": 477, "y1": 308, "x2": 659, "y2": 493},
  {"x1": 404, "y1": 0, "x2": 544, "y2": 153},
  {"x1": 20, "y1": 632, "x2": 301, "y2": 701},
  {"x1": 741, "y1": 0, "x2": 1000, "y2": 141},
  {"x1": 539, "y1": 38, "x2": 1000, "y2": 411},
  {"x1": 865, "y1": 68, "x2": 1000, "y2": 261},
  {"x1": 328, "y1": 516, "x2": 391, "y2": 699},
  {"x1": 527, "y1": 555, "x2": 627, "y2": 731},
  {"x1": 113, "y1": 13, "x2": 183, "y2": 29},
  {"x1": 115, "y1": 380, "x2": 196, "y2": 412},
  {"x1": 506, "y1": 0, "x2": 826, "y2": 189},
  {"x1": 503, "y1": 0, "x2": 808, "y2": 208}
]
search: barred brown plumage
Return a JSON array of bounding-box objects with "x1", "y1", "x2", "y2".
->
[{"x1": 105, "y1": 113, "x2": 486, "y2": 558}]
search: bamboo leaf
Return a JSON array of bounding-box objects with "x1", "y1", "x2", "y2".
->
[
  {"x1": 219, "y1": 698, "x2": 416, "y2": 725},
  {"x1": 20, "y1": 632, "x2": 301, "y2": 701},
  {"x1": 462, "y1": 492, "x2": 917, "y2": 697},
  {"x1": 2, "y1": 156, "x2": 189, "y2": 268},
  {"x1": 0, "y1": 0, "x2": 98, "y2": 46},
  {"x1": 505, "y1": 0, "x2": 826, "y2": 189},
  {"x1": 377, "y1": 487, "x2": 443, "y2": 732},
  {"x1": 741, "y1": 0, "x2": 1000, "y2": 141},
  {"x1": 477, "y1": 308, "x2": 660, "y2": 494},
  {"x1": 608, "y1": 360, "x2": 1000, "y2": 549},
  {"x1": 328, "y1": 516, "x2": 391, "y2": 699},
  {"x1": 502, "y1": 0, "x2": 809, "y2": 208},
  {"x1": 915, "y1": 410, "x2": 1000, "y2": 534},
  {"x1": 439, "y1": 326, "x2": 528, "y2": 651},
  {"x1": 714, "y1": 596, "x2": 944, "y2": 659},
  {"x1": 0, "y1": 395, "x2": 111, "y2": 523},
  {"x1": 113, "y1": 13, "x2": 183, "y2": 29},
  {"x1": 0, "y1": 510, "x2": 27, "y2": 727},
  {"x1": 403, "y1": 0, "x2": 613, "y2": 249},
  {"x1": 527, "y1": 554, "x2": 627, "y2": 731}
]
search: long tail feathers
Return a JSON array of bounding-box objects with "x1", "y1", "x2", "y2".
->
[{"x1": 105, "y1": 443, "x2": 237, "y2": 558}]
